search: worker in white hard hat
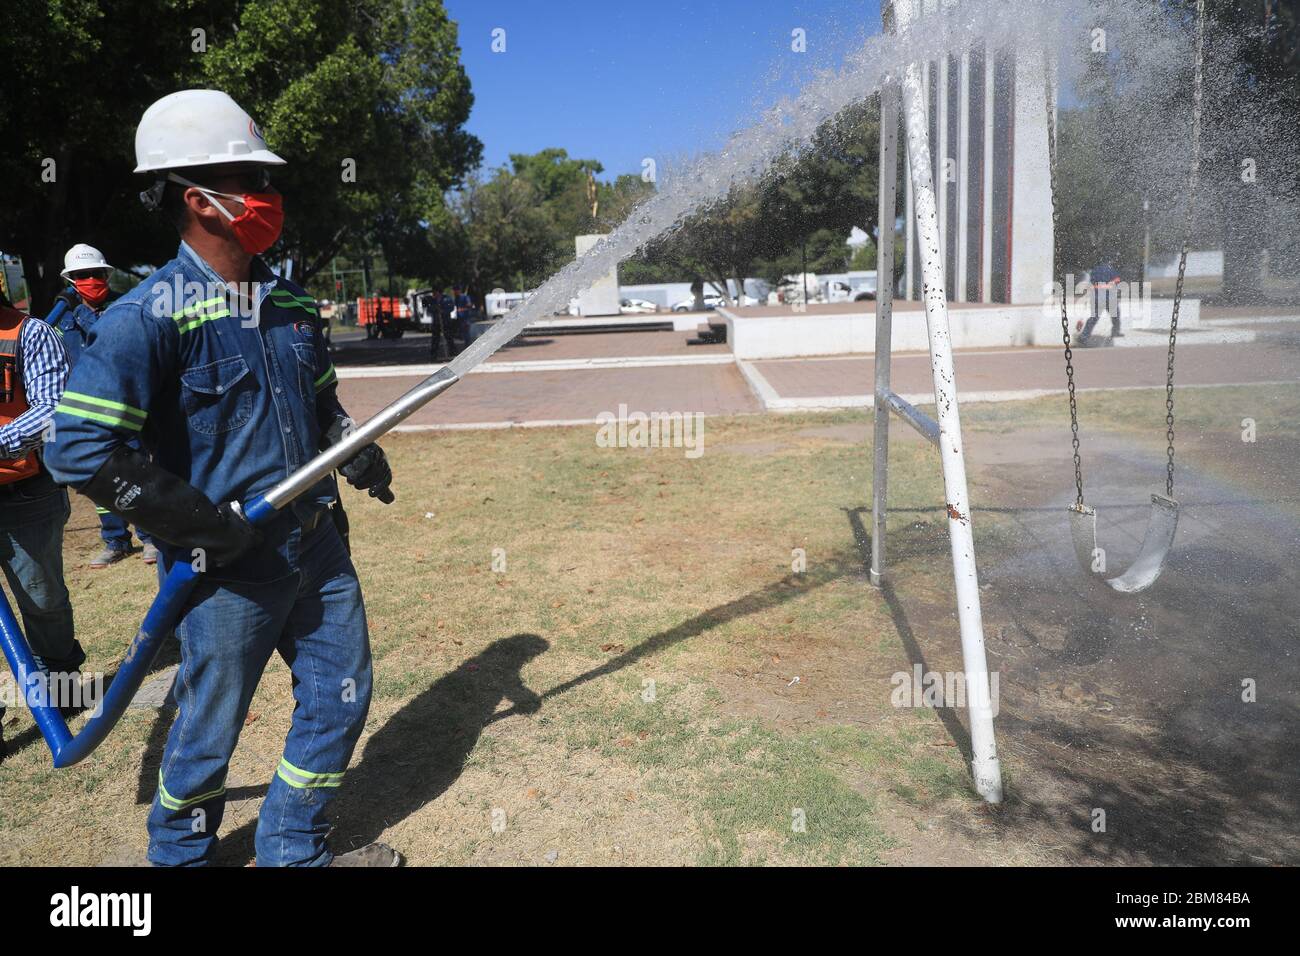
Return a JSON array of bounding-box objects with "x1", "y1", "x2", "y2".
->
[
  {"x1": 51, "y1": 244, "x2": 157, "y2": 568},
  {"x1": 44, "y1": 89, "x2": 398, "y2": 866}
]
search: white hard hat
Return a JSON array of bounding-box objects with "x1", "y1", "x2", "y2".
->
[
  {"x1": 134, "y1": 89, "x2": 286, "y2": 173},
  {"x1": 60, "y1": 243, "x2": 114, "y2": 279}
]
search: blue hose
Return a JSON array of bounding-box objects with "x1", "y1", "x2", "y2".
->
[
  {"x1": 43, "y1": 297, "x2": 72, "y2": 327},
  {"x1": 5, "y1": 332, "x2": 458, "y2": 766},
  {"x1": 1, "y1": 493, "x2": 275, "y2": 767}
]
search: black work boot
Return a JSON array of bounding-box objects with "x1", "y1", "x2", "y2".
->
[{"x1": 90, "y1": 545, "x2": 130, "y2": 569}]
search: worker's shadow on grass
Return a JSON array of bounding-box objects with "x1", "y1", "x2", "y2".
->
[
  {"x1": 213, "y1": 556, "x2": 852, "y2": 863},
  {"x1": 0, "y1": 721, "x2": 45, "y2": 760},
  {"x1": 213, "y1": 633, "x2": 549, "y2": 863},
  {"x1": 324, "y1": 562, "x2": 851, "y2": 856},
  {"x1": 336, "y1": 633, "x2": 551, "y2": 850}
]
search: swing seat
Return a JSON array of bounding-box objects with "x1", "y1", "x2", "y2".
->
[{"x1": 1068, "y1": 494, "x2": 1179, "y2": 594}]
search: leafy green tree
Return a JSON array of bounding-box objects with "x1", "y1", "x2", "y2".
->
[
  {"x1": 451, "y1": 169, "x2": 557, "y2": 294},
  {"x1": 1062, "y1": 0, "x2": 1300, "y2": 299},
  {"x1": 506, "y1": 148, "x2": 607, "y2": 274},
  {"x1": 0, "y1": 0, "x2": 479, "y2": 312},
  {"x1": 1053, "y1": 106, "x2": 1147, "y2": 278},
  {"x1": 441, "y1": 152, "x2": 657, "y2": 299},
  {"x1": 632, "y1": 99, "x2": 881, "y2": 300}
]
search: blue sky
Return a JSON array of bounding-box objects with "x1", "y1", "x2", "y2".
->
[{"x1": 445, "y1": 0, "x2": 884, "y2": 180}]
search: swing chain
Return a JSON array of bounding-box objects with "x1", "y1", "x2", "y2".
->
[
  {"x1": 1044, "y1": 58, "x2": 1085, "y2": 508},
  {"x1": 1166, "y1": 0, "x2": 1206, "y2": 498},
  {"x1": 1046, "y1": 0, "x2": 1203, "y2": 506}
]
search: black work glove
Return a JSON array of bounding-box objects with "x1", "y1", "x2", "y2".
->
[
  {"x1": 322, "y1": 417, "x2": 395, "y2": 504},
  {"x1": 339, "y1": 443, "x2": 394, "y2": 503},
  {"x1": 203, "y1": 503, "x2": 263, "y2": 566},
  {"x1": 81, "y1": 446, "x2": 262, "y2": 567}
]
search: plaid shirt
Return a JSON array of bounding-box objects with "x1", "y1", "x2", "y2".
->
[{"x1": 0, "y1": 315, "x2": 68, "y2": 461}]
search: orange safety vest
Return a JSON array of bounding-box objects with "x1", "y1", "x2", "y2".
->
[{"x1": 0, "y1": 308, "x2": 42, "y2": 484}]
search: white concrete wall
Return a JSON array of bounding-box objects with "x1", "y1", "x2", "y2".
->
[
  {"x1": 1148, "y1": 250, "x2": 1223, "y2": 279},
  {"x1": 575, "y1": 234, "x2": 621, "y2": 317},
  {"x1": 721, "y1": 299, "x2": 1199, "y2": 359},
  {"x1": 892, "y1": 3, "x2": 1054, "y2": 306},
  {"x1": 1009, "y1": 48, "x2": 1055, "y2": 304}
]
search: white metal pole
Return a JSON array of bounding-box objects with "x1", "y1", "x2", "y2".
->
[
  {"x1": 870, "y1": 82, "x2": 900, "y2": 587},
  {"x1": 892, "y1": 0, "x2": 1003, "y2": 803}
]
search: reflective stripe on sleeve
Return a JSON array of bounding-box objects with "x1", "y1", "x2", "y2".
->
[
  {"x1": 55, "y1": 391, "x2": 148, "y2": 432},
  {"x1": 314, "y1": 364, "x2": 337, "y2": 391}
]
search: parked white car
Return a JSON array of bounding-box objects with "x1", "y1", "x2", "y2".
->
[
  {"x1": 824, "y1": 280, "x2": 854, "y2": 303},
  {"x1": 671, "y1": 294, "x2": 725, "y2": 312},
  {"x1": 619, "y1": 297, "x2": 659, "y2": 314},
  {"x1": 777, "y1": 273, "x2": 821, "y2": 305},
  {"x1": 485, "y1": 289, "x2": 530, "y2": 318}
]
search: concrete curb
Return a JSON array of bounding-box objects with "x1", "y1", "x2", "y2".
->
[
  {"x1": 388, "y1": 410, "x2": 759, "y2": 433},
  {"x1": 336, "y1": 353, "x2": 734, "y2": 379},
  {"x1": 1110, "y1": 329, "x2": 1257, "y2": 347},
  {"x1": 1203, "y1": 314, "x2": 1300, "y2": 327},
  {"x1": 747, "y1": 379, "x2": 1300, "y2": 414}
]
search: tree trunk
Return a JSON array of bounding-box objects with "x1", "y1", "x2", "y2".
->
[{"x1": 1220, "y1": 179, "x2": 1265, "y2": 304}]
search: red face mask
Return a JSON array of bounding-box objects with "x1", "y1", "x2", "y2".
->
[
  {"x1": 73, "y1": 276, "x2": 111, "y2": 309},
  {"x1": 173, "y1": 174, "x2": 285, "y2": 255},
  {"x1": 224, "y1": 192, "x2": 285, "y2": 255}
]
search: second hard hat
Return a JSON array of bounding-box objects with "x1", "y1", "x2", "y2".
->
[{"x1": 60, "y1": 243, "x2": 114, "y2": 279}]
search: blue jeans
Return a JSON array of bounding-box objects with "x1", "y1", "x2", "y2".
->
[
  {"x1": 1080, "y1": 286, "x2": 1122, "y2": 344},
  {"x1": 146, "y1": 522, "x2": 372, "y2": 866},
  {"x1": 0, "y1": 473, "x2": 81, "y2": 720},
  {"x1": 97, "y1": 507, "x2": 151, "y2": 551}
]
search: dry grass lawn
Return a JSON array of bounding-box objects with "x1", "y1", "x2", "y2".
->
[{"x1": 1, "y1": 381, "x2": 1296, "y2": 865}]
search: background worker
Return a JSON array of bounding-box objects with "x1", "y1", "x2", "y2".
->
[
  {"x1": 51, "y1": 244, "x2": 157, "y2": 568},
  {"x1": 1079, "y1": 261, "x2": 1125, "y2": 346},
  {"x1": 0, "y1": 285, "x2": 81, "y2": 759},
  {"x1": 428, "y1": 289, "x2": 451, "y2": 360},
  {"x1": 45, "y1": 89, "x2": 396, "y2": 866},
  {"x1": 439, "y1": 287, "x2": 458, "y2": 354},
  {"x1": 452, "y1": 284, "x2": 475, "y2": 349}
]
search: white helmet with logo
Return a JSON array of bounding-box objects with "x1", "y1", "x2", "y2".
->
[
  {"x1": 60, "y1": 243, "x2": 114, "y2": 279},
  {"x1": 134, "y1": 89, "x2": 286, "y2": 173}
]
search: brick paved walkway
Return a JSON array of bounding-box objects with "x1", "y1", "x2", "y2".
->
[
  {"x1": 749, "y1": 341, "x2": 1300, "y2": 403},
  {"x1": 333, "y1": 326, "x2": 1300, "y2": 428},
  {"x1": 339, "y1": 362, "x2": 760, "y2": 428}
]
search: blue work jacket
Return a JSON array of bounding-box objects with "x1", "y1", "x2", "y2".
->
[
  {"x1": 44, "y1": 242, "x2": 345, "y2": 581},
  {"x1": 53, "y1": 302, "x2": 101, "y2": 368}
]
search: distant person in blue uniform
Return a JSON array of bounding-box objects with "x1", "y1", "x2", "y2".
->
[{"x1": 51, "y1": 244, "x2": 156, "y2": 567}]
